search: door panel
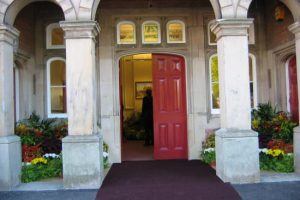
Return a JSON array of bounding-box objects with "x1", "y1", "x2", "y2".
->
[
  {"x1": 153, "y1": 54, "x2": 187, "y2": 160},
  {"x1": 289, "y1": 56, "x2": 299, "y2": 124}
]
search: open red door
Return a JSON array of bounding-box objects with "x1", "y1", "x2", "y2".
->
[
  {"x1": 288, "y1": 56, "x2": 299, "y2": 124},
  {"x1": 152, "y1": 54, "x2": 188, "y2": 160}
]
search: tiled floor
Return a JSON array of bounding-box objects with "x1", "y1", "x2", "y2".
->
[{"x1": 121, "y1": 140, "x2": 154, "y2": 161}]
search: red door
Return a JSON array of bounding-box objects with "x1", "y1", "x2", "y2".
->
[
  {"x1": 288, "y1": 56, "x2": 299, "y2": 124},
  {"x1": 153, "y1": 54, "x2": 188, "y2": 160}
]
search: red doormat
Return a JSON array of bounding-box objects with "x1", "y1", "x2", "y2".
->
[{"x1": 96, "y1": 160, "x2": 241, "y2": 200}]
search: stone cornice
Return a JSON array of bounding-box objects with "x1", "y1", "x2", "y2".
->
[
  {"x1": 289, "y1": 21, "x2": 300, "y2": 40},
  {"x1": 60, "y1": 21, "x2": 100, "y2": 41},
  {"x1": 211, "y1": 19, "x2": 253, "y2": 41},
  {"x1": 0, "y1": 25, "x2": 19, "y2": 46},
  {"x1": 14, "y1": 49, "x2": 30, "y2": 64}
]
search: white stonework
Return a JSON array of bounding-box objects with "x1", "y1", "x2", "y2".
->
[
  {"x1": 62, "y1": 135, "x2": 103, "y2": 189},
  {"x1": 289, "y1": 21, "x2": 300, "y2": 173},
  {"x1": 0, "y1": 136, "x2": 21, "y2": 191},
  {"x1": 0, "y1": 25, "x2": 21, "y2": 191},
  {"x1": 60, "y1": 20, "x2": 100, "y2": 135},
  {"x1": 216, "y1": 129, "x2": 260, "y2": 183},
  {"x1": 211, "y1": 19, "x2": 260, "y2": 183},
  {"x1": 60, "y1": 20, "x2": 103, "y2": 189}
]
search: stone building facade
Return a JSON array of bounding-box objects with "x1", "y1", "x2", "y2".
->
[{"x1": 0, "y1": 0, "x2": 300, "y2": 190}]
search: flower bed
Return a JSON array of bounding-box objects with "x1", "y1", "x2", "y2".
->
[
  {"x1": 21, "y1": 153, "x2": 62, "y2": 183},
  {"x1": 259, "y1": 148, "x2": 294, "y2": 173}
]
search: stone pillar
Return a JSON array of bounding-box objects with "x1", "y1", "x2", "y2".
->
[
  {"x1": 60, "y1": 21, "x2": 103, "y2": 189},
  {"x1": 211, "y1": 19, "x2": 260, "y2": 184},
  {"x1": 0, "y1": 25, "x2": 21, "y2": 191},
  {"x1": 289, "y1": 21, "x2": 300, "y2": 173}
]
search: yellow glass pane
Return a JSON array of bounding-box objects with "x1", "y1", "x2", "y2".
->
[
  {"x1": 144, "y1": 23, "x2": 159, "y2": 43},
  {"x1": 51, "y1": 87, "x2": 67, "y2": 113},
  {"x1": 119, "y1": 23, "x2": 135, "y2": 43},
  {"x1": 212, "y1": 83, "x2": 220, "y2": 109},
  {"x1": 168, "y1": 23, "x2": 183, "y2": 42},
  {"x1": 249, "y1": 57, "x2": 253, "y2": 81},
  {"x1": 250, "y1": 83, "x2": 254, "y2": 108},
  {"x1": 52, "y1": 28, "x2": 64, "y2": 45},
  {"x1": 211, "y1": 56, "x2": 219, "y2": 82},
  {"x1": 50, "y1": 60, "x2": 66, "y2": 86}
]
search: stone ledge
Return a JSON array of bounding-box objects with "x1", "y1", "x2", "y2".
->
[
  {"x1": 0, "y1": 135, "x2": 20, "y2": 144},
  {"x1": 216, "y1": 128, "x2": 258, "y2": 138},
  {"x1": 62, "y1": 134, "x2": 102, "y2": 144}
]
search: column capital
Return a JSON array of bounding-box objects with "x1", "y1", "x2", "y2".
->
[
  {"x1": 211, "y1": 19, "x2": 253, "y2": 41},
  {"x1": 289, "y1": 21, "x2": 300, "y2": 40},
  {"x1": 60, "y1": 20, "x2": 100, "y2": 40},
  {"x1": 0, "y1": 25, "x2": 19, "y2": 46}
]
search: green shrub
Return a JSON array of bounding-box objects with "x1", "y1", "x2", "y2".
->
[
  {"x1": 259, "y1": 149, "x2": 294, "y2": 173},
  {"x1": 21, "y1": 156, "x2": 62, "y2": 183},
  {"x1": 16, "y1": 113, "x2": 68, "y2": 156},
  {"x1": 252, "y1": 103, "x2": 295, "y2": 147},
  {"x1": 200, "y1": 148, "x2": 215, "y2": 164},
  {"x1": 200, "y1": 130, "x2": 216, "y2": 164}
]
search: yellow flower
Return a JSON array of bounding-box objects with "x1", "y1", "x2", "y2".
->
[
  {"x1": 31, "y1": 157, "x2": 48, "y2": 165},
  {"x1": 266, "y1": 149, "x2": 284, "y2": 157},
  {"x1": 252, "y1": 119, "x2": 259, "y2": 129},
  {"x1": 16, "y1": 123, "x2": 27, "y2": 134}
]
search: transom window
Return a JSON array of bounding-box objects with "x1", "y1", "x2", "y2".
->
[
  {"x1": 117, "y1": 21, "x2": 136, "y2": 44},
  {"x1": 46, "y1": 23, "x2": 65, "y2": 49},
  {"x1": 47, "y1": 58, "x2": 67, "y2": 118},
  {"x1": 166, "y1": 20, "x2": 186, "y2": 43},
  {"x1": 142, "y1": 20, "x2": 161, "y2": 44},
  {"x1": 209, "y1": 54, "x2": 257, "y2": 114}
]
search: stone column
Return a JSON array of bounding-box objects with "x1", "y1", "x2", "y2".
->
[
  {"x1": 0, "y1": 25, "x2": 21, "y2": 191},
  {"x1": 60, "y1": 21, "x2": 103, "y2": 189},
  {"x1": 289, "y1": 21, "x2": 300, "y2": 173},
  {"x1": 211, "y1": 19, "x2": 260, "y2": 184}
]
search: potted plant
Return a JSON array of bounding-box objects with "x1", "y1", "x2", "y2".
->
[{"x1": 200, "y1": 130, "x2": 216, "y2": 169}]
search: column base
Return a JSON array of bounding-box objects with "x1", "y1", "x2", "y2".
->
[
  {"x1": 62, "y1": 134, "x2": 103, "y2": 189},
  {"x1": 215, "y1": 129, "x2": 260, "y2": 184},
  {"x1": 294, "y1": 126, "x2": 300, "y2": 173},
  {"x1": 0, "y1": 136, "x2": 21, "y2": 191}
]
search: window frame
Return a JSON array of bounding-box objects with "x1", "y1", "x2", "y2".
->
[
  {"x1": 166, "y1": 20, "x2": 186, "y2": 44},
  {"x1": 14, "y1": 64, "x2": 20, "y2": 122},
  {"x1": 209, "y1": 54, "x2": 219, "y2": 114},
  {"x1": 207, "y1": 20, "x2": 217, "y2": 46},
  {"x1": 46, "y1": 23, "x2": 65, "y2": 49},
  {"x1": 47, "y1": 57, "x2": 67, "y2": 118},
  {"x1": 117, "y1": 21, "x2": 136, "y2": 45},
  {"x1": 142, "y1": 20, "x2": 161, "y2": 44},
  {"x1": 209, "y1": 54, "x2": 257, "y2": 114}
]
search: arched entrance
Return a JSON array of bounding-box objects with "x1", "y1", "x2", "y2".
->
[
  {"x1": 287, "y1": 56, "x2": 298, "y2": 124},
  {"x1": 120, "y1": 53, "x2": 188, "y2": 161}
]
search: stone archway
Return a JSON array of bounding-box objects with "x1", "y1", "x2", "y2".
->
[{"x1": 1, "y1": 0, "x2": 76, "y2": 25}]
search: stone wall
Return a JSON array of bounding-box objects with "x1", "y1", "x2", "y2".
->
[
  {"x1": 13, "y1": 4, "x2": 35, "y2": 55},
  {"x1": 264, "y1": 1, "x2": 294, "y2": 50}
]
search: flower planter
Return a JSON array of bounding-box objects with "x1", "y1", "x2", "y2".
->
[{"x1": 210, "y1": 161, "x2": 216, "y2": 170}]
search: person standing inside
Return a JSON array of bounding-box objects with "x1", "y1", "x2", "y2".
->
[{"x1": 141, "y1": 89, "x2": 153, "y2": 146}]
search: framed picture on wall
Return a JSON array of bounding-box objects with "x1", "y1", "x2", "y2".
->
[{"x1": 135, "y1": 82, "x2": 152, "y2": 99}]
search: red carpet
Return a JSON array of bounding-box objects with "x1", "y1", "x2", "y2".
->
[{"x1": 96, "y1": 160, "x2": 241, "y2": 200}]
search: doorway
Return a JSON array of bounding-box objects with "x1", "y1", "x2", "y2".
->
[{"x1": 120, "y1": 53, "x2": 188, "y2": 161}]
